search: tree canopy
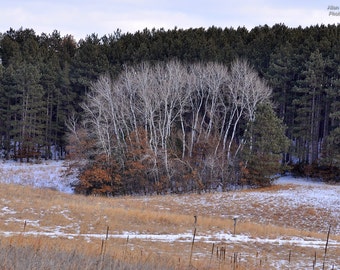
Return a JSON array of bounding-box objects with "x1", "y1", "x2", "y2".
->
[{"x1": 0, "y1": 24, "x2": 339, "y2": 192}]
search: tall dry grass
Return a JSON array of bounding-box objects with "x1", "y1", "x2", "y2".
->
[
  {"x1": 0, "y1": 183, "x2": 339, "y2": 269},
  {"x1": 0, "y1": 236, "x2": 176, "y2": 270}
]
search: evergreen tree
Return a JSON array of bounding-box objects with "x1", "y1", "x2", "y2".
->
[
  {"x1": 321, "y1": 42, "x2": 340, "y2": 173},
  {"x1": 71, "y1": 34, "x2": 109, "y2": 98},
  {"x1": 292, "y1": 50, "x2": 328, "y2": 164},
  {"x1": 11, "y1": 62, "x2": 45, "y2": 161},
  {"x1": 241, "y1": 103, "x2": 289, "y2": 187},
  {"x1": 0, "y1": 58, "x2": 5, "y2": 157}
]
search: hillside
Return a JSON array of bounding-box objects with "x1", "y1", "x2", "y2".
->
[
  {"x1": 0, "y1": 161, "x2": 339, "y2": 269},
  {"x1": 1, "y1": 25, "x2": 340, "y2": 183}
]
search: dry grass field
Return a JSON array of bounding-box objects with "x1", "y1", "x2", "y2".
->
[{"x1": 0, "y1": 162, "x2": 340, "y2": 269}]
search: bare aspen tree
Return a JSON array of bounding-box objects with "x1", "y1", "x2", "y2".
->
[
  {"x1": 118, "y1": 66, "x2": 142, "y2": 144},
  {"x1": 82, "y1": 74, "x2": 132, "y2": 163},
  {"x1": 81, "y1": 76, "x2": 114, "y2": 160},
  {"x1": 229, "y1": 59, "x2": 272, "y2": 159},
  {"x1": 204, "y1": 62, "x2": 227, "y2": 139},
  {"x1": 65, "y1": 111, "x2": 90, "y2": 162},
  {"x1": 129, "y1": 63, "x2": 161, "y2": 181},
  {"x1": 178, "y1": 71, "x2": 192, "y2": 159},
  {"x1": 140, "y1": 62, "x2": 167, "y2": 180},
  {"x1": 152, "y1": 61, "x2": 187, "y2": 180},
  {"x1": 186, "y1": 63, "x2": 208, "y2": 157},
  {"x1": 103, "y1": 77, "x2": 130, "y2": 156},
  {"x1": 222, "y1": 60, "x2": 249, "y2": 159},
  {"x1": 65, "y1": 112, "x2": 80, "y2": 143}
]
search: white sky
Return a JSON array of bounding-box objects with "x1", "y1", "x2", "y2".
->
[{"x1": 1, "y1": 0, "x2": 339, "y2": 41}]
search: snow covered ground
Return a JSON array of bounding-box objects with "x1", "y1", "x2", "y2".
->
[
  {"x1": 0, "y1": 160, "x2": 75, "y2": 193},
  {"x1": 276, "y1": 176, "x2": 340, "y2": 217},
  {"x1": 0, "y1": 160, "x2": 340, "y2": 268},
  {"x1": 0, "y1": 160, "x2": 339, "y2": 234}
]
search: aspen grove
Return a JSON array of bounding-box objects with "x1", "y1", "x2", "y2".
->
[{"x1": 68, "y1": 60, "x2": 288, "y2": 195}]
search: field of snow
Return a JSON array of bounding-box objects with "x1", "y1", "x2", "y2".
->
[
  {"x1": 0, "y1": 160, "x2": 75, "y2": 193},
  {"x1": 0, "y1": 160, "x2": 339, "y2": 269}
]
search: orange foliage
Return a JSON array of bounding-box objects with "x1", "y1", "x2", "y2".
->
[
  {"x1": 75, "y1": 154, "x2": 122, "y2": 195},
  {"x1": 123, "y1": 128, "x2": 156, "y2": 194}
]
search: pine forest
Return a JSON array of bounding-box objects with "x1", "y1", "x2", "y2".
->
[{"x1": 0, "y1": 24, "x2": 339, "y2": 195}]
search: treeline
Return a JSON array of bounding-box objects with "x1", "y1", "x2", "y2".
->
[{"x1": 0, "y1": 24, "x2": 339, "y2": 191}]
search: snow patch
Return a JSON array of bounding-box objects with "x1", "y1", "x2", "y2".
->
[{"x1": 0, "y1": 160, "x2": 76, "y2": 193}]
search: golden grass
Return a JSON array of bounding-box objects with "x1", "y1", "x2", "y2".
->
[
  {"x1": 0, "y1": 236, "x2": 178, "y2": 270},
  {"x1": 0, "y1": 182, "x2": 339, "y2": 269}
]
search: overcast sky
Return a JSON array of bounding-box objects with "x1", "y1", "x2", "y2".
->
[{"x1": 1, "y1": 0, "x2": 339, "y2": 41}]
